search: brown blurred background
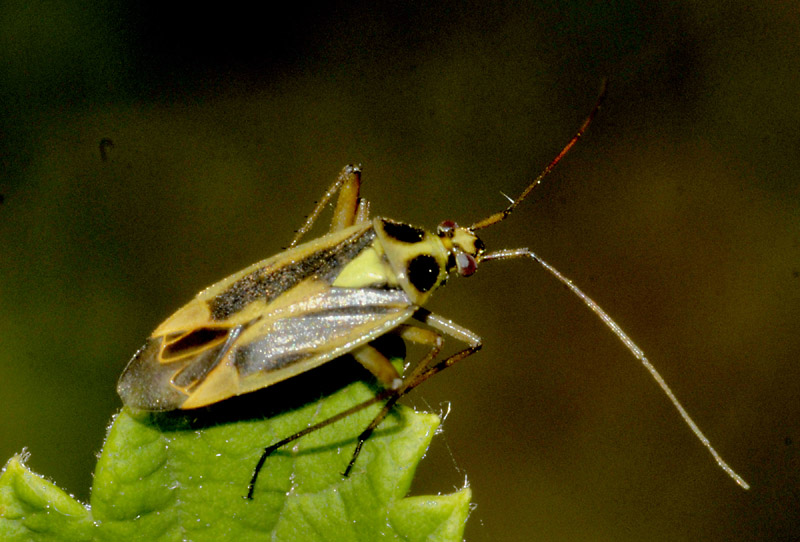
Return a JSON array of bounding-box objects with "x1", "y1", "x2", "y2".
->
[{"x1": 1, "y1": 1, "x2": 798, "y2": 540}]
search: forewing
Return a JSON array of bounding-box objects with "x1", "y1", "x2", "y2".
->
[
  {"x1": 183, "y1": 286, "x2": 414, "y2": 408},
  {"x1": 239, "y1": 286, "x2": 412, "y2": 373},
  {"x1": 118, "y1": 222, "x2": 411, "y2": 411}
]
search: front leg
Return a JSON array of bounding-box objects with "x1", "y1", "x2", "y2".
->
[{"x1": 343, "y1": 312, "x2": 482, "y2": 475}]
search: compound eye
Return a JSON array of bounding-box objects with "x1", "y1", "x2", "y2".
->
[
  {"x1": 437, "y1": 220, "x2": 457, "y2": 237},
  {"x1": 455, "y1": 252, "x2": 477, "y2": 277}
]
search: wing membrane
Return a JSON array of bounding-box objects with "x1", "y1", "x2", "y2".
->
[{"x1": 233, "y1": 287, "x2": 413, "y2": 378}]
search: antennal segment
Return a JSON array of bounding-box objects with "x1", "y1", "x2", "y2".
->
[
  {"x1": 481, "y1": 247, "x2": 750, "y2": 490},
  {"x1": 470, "y1": 79, "x2": 608, "y2": 231}
]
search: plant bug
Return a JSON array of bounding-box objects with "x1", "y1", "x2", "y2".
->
[{"x1": 117, "y1": 81, "x2": 749, "y2": 499}]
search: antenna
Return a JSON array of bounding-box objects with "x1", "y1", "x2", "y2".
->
[
  {"x1": 470, "y1": 79, "x2": 607, "y2": 231},
  {"x1": 481, "y1": 248, "x2": 750, "y2": 489}
]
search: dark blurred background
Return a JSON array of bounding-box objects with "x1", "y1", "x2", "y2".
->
[{"x1": 2, "y1": 1, "x2": 798, "y2": 540}]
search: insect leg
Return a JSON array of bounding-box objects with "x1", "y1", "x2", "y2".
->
[
  {"x1": 352, "y1": 344, "x2": 402, "y2": 389},
  {"x1": 341, "y1": 313, "x2": 484, "y2": 475},
  {"x1": 332, "y1": 314, "x2": 484, "y2": 478},
  {"x1": 354, "y1": 197, "x2": 371, "y2": 224},
  {"x1": 340, "y1": 312, "x2": 485, "y2": 476},
  {"x1": 480, "y1": 248, "x2": 750, "y2": 489},
  {"x1": 247, "y1": 324, "x2": 444, "y2": 498},
  {"x1": 247, "y1": 387, "x2": 393, "y2": 499},
  {"x1": 330, "y1": 165, "x2": 363, "y2": 231},
  {"x1": 379, "y1": 310, "x2": 483, "y2": 406},
  {"x1": 290, "y1": 165, "x2": 363, "y2": 247},
  {"x1": 342, "y1": 324, "x2": 445, "y2": 476}
]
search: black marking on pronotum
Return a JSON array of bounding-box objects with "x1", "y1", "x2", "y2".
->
[
  {"x1": 209, "y1": 228, "x2": 377, "y2": 320},
  {"x1": 407, "y1": 255, "x2": 440, "y2": 292},
  {"x1": 380, "y1": 219, "x2": 425, "y2": 243},
  {"x1": 445, "y1": 253, "x2": 457, "y2": 272}
]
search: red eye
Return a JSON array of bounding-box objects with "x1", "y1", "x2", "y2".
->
[
  {"x1": 456, "y1": 253, "x2": 477, "y2": 277},
  {"x1": 437, "y1": 220, "x2": 456, "y2": 237}
]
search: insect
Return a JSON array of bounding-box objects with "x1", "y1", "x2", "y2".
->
[{"x1": 117, "y1": 82, "x2": 749, "y2": 499}]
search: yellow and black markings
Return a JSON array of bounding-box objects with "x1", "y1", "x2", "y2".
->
[{"x1": 117, "y1": 81, "x2": 749, "y2": 499}]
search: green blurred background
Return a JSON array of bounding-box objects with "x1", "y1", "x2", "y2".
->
[{"x1": 1, "y1": 1, "x2": 798, "y2": 540}]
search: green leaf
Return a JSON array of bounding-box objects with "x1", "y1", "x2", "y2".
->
[
  {"x1": 1, "y1": 361, "x2": 471, "y2": 542},
  {"x1": 0, "y1": 454, "x2": 93, "y2": 542}
]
